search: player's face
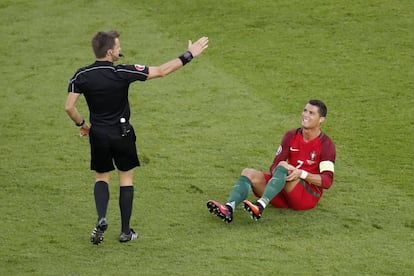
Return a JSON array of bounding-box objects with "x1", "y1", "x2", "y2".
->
[
  {"x1": 108, "y1": 38, "x2": 122, "y2": 61},
  {"x1": 301, "y1": 103, "x2": 325, "y2": 129}
]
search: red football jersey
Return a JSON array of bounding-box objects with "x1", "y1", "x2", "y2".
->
[{"x1": 270, "y1": 128, "x2": 336, "y2": 190}]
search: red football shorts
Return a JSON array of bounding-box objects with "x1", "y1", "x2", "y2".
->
[{"x1": 253, "y1": 173, "x2": 321, "y2": 210}]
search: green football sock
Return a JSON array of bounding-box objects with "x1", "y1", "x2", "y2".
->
[
  {"x1": 260, "y1": 166, "x2": 288, "y2": 207},
  {"x1": 226, "y1": 175, "x2": 252, "y2": 209}
]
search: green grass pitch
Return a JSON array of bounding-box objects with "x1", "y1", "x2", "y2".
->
[{"x1": 0, "y1": 0, "x2": 413, "y2": 275}]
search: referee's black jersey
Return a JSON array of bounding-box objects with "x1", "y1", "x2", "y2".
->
[{"x1": 68, "y1": 61, "x2": 149, "y2": 126}]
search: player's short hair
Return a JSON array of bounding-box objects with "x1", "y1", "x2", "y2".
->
[
  {"x1": 92, "y1": 30, "x2": 120, "y2": 58},
  {"x1": 308, "y1": 99, "x2": 327, "y2": 117}
]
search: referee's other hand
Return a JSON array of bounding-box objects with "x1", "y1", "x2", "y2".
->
[{"x1": 79, "y1": 124, "x2": 90, "y2": 137}]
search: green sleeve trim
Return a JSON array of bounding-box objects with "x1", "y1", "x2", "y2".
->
[{"x1": 299, "y1": 180, "x2": 321, "y2": 198}]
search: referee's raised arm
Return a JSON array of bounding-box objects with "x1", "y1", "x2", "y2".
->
[{"x1": 146, "y1": 36, "x2": 209, "y2": 80}]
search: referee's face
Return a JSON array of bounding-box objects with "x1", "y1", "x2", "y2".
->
[{"x1": 109, "y1": 38, "x2": 122, "y2": 61}]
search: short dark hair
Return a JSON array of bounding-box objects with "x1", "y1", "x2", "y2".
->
[
  {"x1": 308, "y1": 99, "x2": 327, "y2": 117},
  {"x1": 91, "y1": 30, "x2": 120, "y2": 58}
]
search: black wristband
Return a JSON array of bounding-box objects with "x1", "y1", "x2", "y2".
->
[
  {"x1": 75, "y1": 119, "x2": 85, "y2": 127},
  {"x1": 178, "y1": 51, "x2": 193, "y2": 65}
]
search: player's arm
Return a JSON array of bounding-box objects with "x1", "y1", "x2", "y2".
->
[
  {"x1": 316, "y1": 139, "x2": 336, "y2": 189},
  {"x1": 269, "y1": 130, "x2": 295, "y2": 173},
  {"x1": 285, "y1": 162, "x2": 333, "y2": 187},
  {"x1": 287, "y1": 139, "x2": 336, "y2": 188},
  {"x1": 146, "y1": 36, "x2": 208, "y2": 80},
  {"x1": 65, "y1": 92, "x2": 90, "y2": 136},
  {"x1": 285, "y1": 168, "x2": 322, "y2": 185}
]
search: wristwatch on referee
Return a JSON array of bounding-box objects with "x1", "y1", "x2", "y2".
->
[{"x1": 75, "y1": 119, "x2": 85, "y2": 127}]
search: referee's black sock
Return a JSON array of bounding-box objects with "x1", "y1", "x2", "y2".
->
[
  {"x1": 119, "y1": 186, "x2": 134, "y2": 234},
  {"x1": 94, "y1": 181, "x2": 110, "y2": 221}
]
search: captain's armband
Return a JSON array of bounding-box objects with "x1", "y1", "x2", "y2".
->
[{"x1": 320, "y1": 161, "x2": 335, "y2": 172}]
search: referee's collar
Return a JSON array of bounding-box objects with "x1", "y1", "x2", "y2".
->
[{"x1": 94, "y1": 60, "x2": 113, "y2": 65}]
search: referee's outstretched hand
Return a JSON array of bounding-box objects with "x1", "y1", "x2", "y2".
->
[{"x1": 188, "y1": 36, "x2": 209, "y2": 57}]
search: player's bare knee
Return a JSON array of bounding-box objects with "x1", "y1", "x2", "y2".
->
[
  {"x1": 241, "y1": 168, "x2": 263, "y2": 184},
  {"x1": 241, "y1": 168, "x2": 256, "y2": 177}
]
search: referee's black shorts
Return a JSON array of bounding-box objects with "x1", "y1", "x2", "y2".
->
[{"x1": 89, "y1": 125, "x2": 140, "y2": 173}]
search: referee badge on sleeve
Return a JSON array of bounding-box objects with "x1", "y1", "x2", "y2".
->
[{"x1": 134, "y1": 64, "x2": 145, "y2": 71}]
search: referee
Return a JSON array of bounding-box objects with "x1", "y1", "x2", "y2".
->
[{"x1": 65, "y1": 30, "x2": 208, "y2": 244}]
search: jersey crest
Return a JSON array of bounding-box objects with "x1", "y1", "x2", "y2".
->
[{"x1": 307, "y1": 150, "x2": 317, "y2": 165}]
